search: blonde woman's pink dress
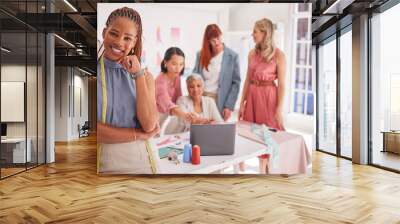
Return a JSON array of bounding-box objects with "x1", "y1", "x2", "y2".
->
[{"x1": 243, "y1": 51, "x2": 284, "y2": 159}]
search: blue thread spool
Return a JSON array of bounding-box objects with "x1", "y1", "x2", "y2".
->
[{"x1": 183, "y1": 144, "x2": 192, "y2": 163}]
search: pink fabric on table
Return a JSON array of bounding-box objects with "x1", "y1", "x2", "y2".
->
[
  {"x1": 243, "y1": 51, "x2": 284, "y2": 131},
  {"x1": 237, "y1": 121, "x2": 311, "y2": 175},
  {"x1": 268, "y1": 131, "x2": 311, "y2": 175},
  {"x1": 155, "y1": 73, "x2": 182, "y2": 114}
]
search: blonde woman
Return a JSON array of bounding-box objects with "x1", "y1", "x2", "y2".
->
[{"x1": 238, "y1": 18, "x2": 286, "y2": 174}]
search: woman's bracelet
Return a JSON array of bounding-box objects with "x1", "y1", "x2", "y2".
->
[{"x1": 130, "y1": 68, "x2": 146, "y2": 80}]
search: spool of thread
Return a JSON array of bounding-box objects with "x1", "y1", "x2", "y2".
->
[
  {"x1": 183, "y1": 144, "x2": 192, "y2": 163},
  {"x1": 191, "y1": 145, "x2": 201, "y2": 165}
]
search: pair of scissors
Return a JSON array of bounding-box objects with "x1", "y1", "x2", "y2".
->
[{"x1": 167, "y1": 151, "x2": 180, "y2": 165}]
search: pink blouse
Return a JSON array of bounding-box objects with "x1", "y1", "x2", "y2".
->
[{"x1": 155, "y1": 73, "x2": 182, "y2": 114}]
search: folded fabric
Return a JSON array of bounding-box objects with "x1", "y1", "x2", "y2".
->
[
  {"x1": 159, "y1": 147, "x2": 183, "y2": 159},
  {"x1": 251, "y1": 123, "x2": 280, "y2": 169}
]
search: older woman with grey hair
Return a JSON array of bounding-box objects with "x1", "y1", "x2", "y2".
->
[
  {"x1": 180, "y1": 73, "x2": 223, "y2": 122},
  {"x1": 164, "y1": 73, "x2": 223, "y2": 134}
]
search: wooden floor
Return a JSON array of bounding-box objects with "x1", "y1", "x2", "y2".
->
[
  {"x1": 1, "y1": 167, "x2": 26, "y2": 178},
  {"x1": 1, "y1": 135, "x2": 400, "y2": 223}
]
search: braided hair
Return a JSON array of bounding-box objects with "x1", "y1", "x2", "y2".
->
[{"x1": 105, "y1": 7, "x2": 143, "y2": 61}]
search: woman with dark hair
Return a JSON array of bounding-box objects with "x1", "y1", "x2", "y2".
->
[
  {"x1": 193, "y1": 24, "x2": 241, "y2": 121},
  {"x1": 97, "y1": 7, "x2": 159, "y2": 174},
  {"x1": 156, "y1": 47, "x2": 195, "y2": 128}
]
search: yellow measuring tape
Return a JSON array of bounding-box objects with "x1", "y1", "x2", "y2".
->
[
  {"x1": 96, "y1": 56, "x2": 107, "y2": 174},
  {"x1": 98, "y1": 56, "x2": 157, "y2": 174}
]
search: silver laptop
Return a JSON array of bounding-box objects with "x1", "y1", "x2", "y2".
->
[{"x1": 190, "y1": 123, "x2": 236, "y2": 156}]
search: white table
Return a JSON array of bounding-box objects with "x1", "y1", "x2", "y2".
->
[
  {"x1": 151, "y1": 132, "x2": 267, "y2": 174},
  {"x1": 1, "y1": 138, "x2": 31, "y2": 163}
]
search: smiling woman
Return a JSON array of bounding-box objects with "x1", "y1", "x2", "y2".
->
[
  {"x1": 102, "y1": 11, "x2": 140, "y2": 61},
  {"x1": 102, "y1": 19, "x2": 136, "y2": 60},
  {"x1": 97, "y1": 7, "x2": 159, "y2": 174}
]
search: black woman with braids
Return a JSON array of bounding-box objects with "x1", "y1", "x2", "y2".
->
[{"x1": 97, "y1": 7, "x2": 159, "y2": 174}]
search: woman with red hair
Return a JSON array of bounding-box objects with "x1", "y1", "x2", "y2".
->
[{"x1": 193, "y1": 24, "x2": 241, "y2": 121}]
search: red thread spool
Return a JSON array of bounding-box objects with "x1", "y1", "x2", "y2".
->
[{"x1": 191, "y1": 145, "x2": 201, "y2": 165}]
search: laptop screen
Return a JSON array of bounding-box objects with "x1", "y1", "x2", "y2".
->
[{"x1": 190, "y1": 123, "x2": 236, "y2": 156}]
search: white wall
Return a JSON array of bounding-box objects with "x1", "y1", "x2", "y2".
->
[
  {"x1": 1, "y1": 82, "x2": 24, "y2": 123},
  {"x1": 55, "y1": 67, "x2": 69, "y2": 141},
  {"x1": 54, "y1": 67, "x2": 89, "y2": 141},
  {"x1": 1, "y1": 65, "x2": 32, "y2": 137},
  {"x1": 228, "y1": 4, "x2": 290, "y2": 32},
  {"x1": 1, "y1": 64, "x2": 46, "y2": 163},
  {"x1": 1, "y1": 65, "x2": 25, "y2": 139},
  {"x1": 1, "y1": 65, "x2": 26, "y2": 82},
  {"x1": 72, "y1": 74, "x2": 89, "y2": 138}
]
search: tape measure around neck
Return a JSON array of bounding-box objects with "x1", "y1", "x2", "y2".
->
[
  {"x1": 99, "y1": 56, "x2": 157, "y2": 174},
  {"x1": 98, "y1": 57, "x2": 107, "y2": 174},
  {"x1": 100, "y1": 56, "x2": 107, "y2": 123}
]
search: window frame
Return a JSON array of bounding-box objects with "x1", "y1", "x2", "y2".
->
[{"x1": 290, "y1": 4, "x2": 314, "y2": 116}]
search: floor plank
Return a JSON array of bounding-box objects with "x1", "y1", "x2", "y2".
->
[{"x1": 0, "y1": 135, "x2": 399, "y2": 223}]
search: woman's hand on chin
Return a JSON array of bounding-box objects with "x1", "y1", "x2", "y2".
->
[{"x1": 120, "y1": 55, "x2": 141, "y2": 74}]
